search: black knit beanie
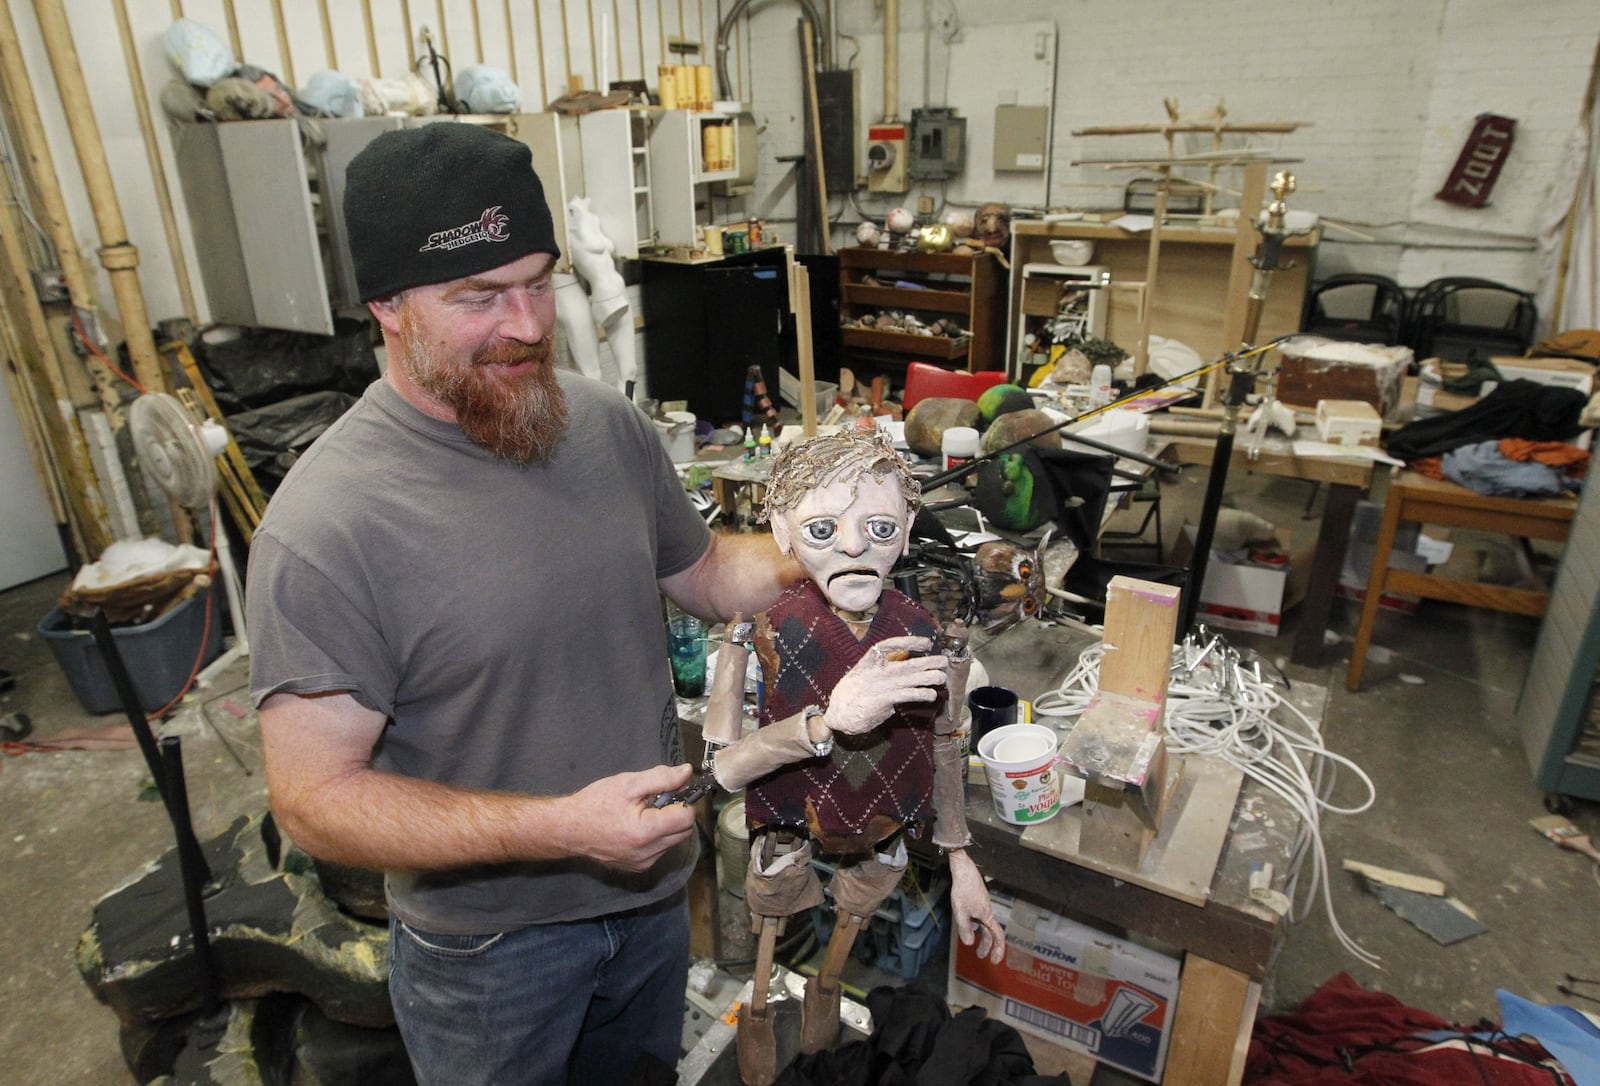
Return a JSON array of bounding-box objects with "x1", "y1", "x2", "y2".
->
[{"x1": 344, "y1": 123, "x2": 561, "y2": 302}]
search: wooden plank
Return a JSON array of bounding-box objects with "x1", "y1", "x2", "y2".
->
[
  {"x1": 1164, "y1": 956, "x2": 1254, "y2": 1086},
  {"x1": 1341, "y1": 860, "x2": 1447, "y2": 897},
  {"x1": 1020, "y1": 753, "x2": 1244, "y2": 906},
  {"x1": 840, "y1": 327, "x2": 969, "y2": 360},
  {"x1": 1215, "y1": 162, "x2": 1267, "y2": 408},
  {"x1": 842, "y1": 284, "x2": 972, "y2": 314},
  {"x1": 1099, "y1": 577, "x2": 1181, "y2": 699}
]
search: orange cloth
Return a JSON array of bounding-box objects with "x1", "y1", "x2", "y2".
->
[
  {"x1": 1498, "y1": 438, "x2": 1589, "y2": 476},
  {"x1": 1410, "y1": 456, "x2": 1446, "y2": 479}
]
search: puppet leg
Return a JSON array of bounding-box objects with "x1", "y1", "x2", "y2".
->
[
  {"x1": 800, "y1": 839, "x2": 907, "y2": 1053},
  {"x1": 738, "y1": 829, "x2": 824, "y2": 1086}
]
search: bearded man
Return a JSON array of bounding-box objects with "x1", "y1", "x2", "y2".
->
[{"x1": 246, "y1": 122, "x2": 796, "y2": 1086}]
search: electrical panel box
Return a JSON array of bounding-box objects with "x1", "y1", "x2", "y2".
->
[
  {"x1": 866, "y1": 123, "x2": 908, "y2": 193},
  {"x1": 815, "y1": 69, "x2": 858, "y2": 193},
  {"x1": 992, "y1": 104, "x2": 1049, "y2": 172},
  {"x1": 908, "y1": 107, "x2": 966, "y2": 181}
]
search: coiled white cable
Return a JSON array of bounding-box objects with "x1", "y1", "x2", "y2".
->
[{"x1": 1033, "y1": 634, "x2": 1382, "y2": 969}]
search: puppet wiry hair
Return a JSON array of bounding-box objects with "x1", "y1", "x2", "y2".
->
[{"x1": 760, "y1": 427, "x2": 921, "y2": 524}]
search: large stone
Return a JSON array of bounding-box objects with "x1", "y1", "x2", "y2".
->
[
  {"x1": 980, "y1": 409, "x2": 1062, "y2": 455},
  {"x1": 903, "y1": 397, "x2": 981, "y2": 456}
]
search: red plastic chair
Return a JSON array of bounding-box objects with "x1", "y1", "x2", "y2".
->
[{"x1": 901, "y1": 361, "x2": 1010, "y2": 412}]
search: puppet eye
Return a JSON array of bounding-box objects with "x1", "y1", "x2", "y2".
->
[
  {"x1": 865, "y1": 516, "x2": 901, "y2": 543},
  {"x1": 802, "y1": 518, "x2": 838, "y2": 545},
  {"x1": 1016, "y1": 558, "x2": 1034, "y2": 579},
  {"x1": 1021, "y1": 595, "x2": 1039, "y2": 614}
]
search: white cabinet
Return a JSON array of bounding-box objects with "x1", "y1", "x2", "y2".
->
[
  {"x1": 646, "y1": 110, "x2": 742, "y2": 248},
  {"x1": 578, "y1": 108, "x2": 653, "y2": 258}
]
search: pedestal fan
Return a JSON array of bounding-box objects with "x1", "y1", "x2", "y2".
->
[{"x1": 127, "y1": 392, "x2": 249, "y2": 683}]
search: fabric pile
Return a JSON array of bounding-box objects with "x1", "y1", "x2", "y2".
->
[
  {"x1": 1245, "y1": 972, "x2": 1590, "y2": 1086},
  {"x1": 1386, "y1": 380, "x2": 1591, "y2": 497}
]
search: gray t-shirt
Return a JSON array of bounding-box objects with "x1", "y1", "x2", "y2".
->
[{"x1": 247, "y1": 371, "x2": 711, "y2": 932}]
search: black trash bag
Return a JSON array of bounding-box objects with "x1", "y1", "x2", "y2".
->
[
  {"x1": 227, "y1": 390, "x2": 358, "y2": 495},
  {"x1": 195, "y1": 318, "x2": 379, "y2": 413},
  {"x1": 1385, "y1": 378, "x2": 1588, "y2": 461}
]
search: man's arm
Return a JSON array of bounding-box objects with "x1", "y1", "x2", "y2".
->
[
  {"x1": 258, "y1": 691, "x2": 697, "y2": 872},
  {"x1": 659, "y1": 530, "x2": 801, "y2": 623}
]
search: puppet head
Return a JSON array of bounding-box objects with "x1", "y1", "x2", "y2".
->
[
  {"x1": 763, "y1": 428, "x2": 920, "y2": 615},
  {"x1": 974, "y1": 202, "x2": 1011, "y2": 250}
]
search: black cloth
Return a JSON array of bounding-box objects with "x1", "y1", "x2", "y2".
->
[
  {"x1": 776, "y1": 985, "x2": 1073, "y2": 1086},
  {"x1": 1385, "y1": 380, "x2": 1588, "y2": 461}
]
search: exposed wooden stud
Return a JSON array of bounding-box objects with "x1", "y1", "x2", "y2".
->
[
  {"x1": 317, "y1": 0, "x2": 338, "y2": 70},
  {"x1": 113, "y1": 0, "x2": 198, "y2": 324},
  {"x1": 362, "y1": 0, "x2": 381, "y2": 76},
  {"x1": 471, "y1": 0, "x2": 484, "y2": 63},
  {"x1": 586, "y1": 0, "x2": 597, "y2": 87},
  {"x1": 221, "y1": 0, "x2": 242, "y2": 62},
  {"x1": 500, "y1": 0, "x2": 516, "y2": 81},
  {"x1": 269, "y1": 0, "x2": 295, "y2": 86},
  {"x1": 611, "y1": 0, "x2": 623, "y2": 83},
  {"x1": 400, "y1": 0, "x2": 413, "y2": 69},
  {"x1": 433, "y1": 0, "x2": 448, "y2": 61},
  {"x1": 558, "y1": 0, "x2": 573, "y2": 92}
]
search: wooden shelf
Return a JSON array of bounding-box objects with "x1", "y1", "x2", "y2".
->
[
  {"x1": 837, "y1": 246, "x2": 1006, "y2": 372},
  {"x1": 841, "y1": 327, "x2": 970, "y2": 359}
]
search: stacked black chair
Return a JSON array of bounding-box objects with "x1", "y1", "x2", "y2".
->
[
  {"x1": 1302, "y1": 273, "x2": 1410, "y2": 346},
  {"x1": 1408, "y1": 276, "x2": 1536, "y2": 363}
]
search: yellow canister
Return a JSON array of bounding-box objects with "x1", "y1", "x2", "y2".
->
[{"x1": 657, "y1": 66, "x2": 677, "y2": 110}]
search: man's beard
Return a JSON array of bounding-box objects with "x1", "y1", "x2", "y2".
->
[{"x1": 396, "y1": 306, "x2": 569, "y2": 464}]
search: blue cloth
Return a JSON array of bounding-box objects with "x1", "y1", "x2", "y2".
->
[
  {"x1": 388, "y1": 890, "x2": 689, "y2": 1085},
  {"x1": 1441, "y1": 439, "x2": 1565, "y2": 497},
  {"x1": 1498, "y1": 988, "x2": 1600, "y2": 1086}
]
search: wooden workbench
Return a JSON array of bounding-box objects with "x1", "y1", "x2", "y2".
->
[{"x1": 965, "y1": 618, "x2": 1320, "y2": 1085}]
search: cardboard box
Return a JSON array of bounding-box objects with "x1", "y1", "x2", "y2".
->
[
  {"x1": 948, "y1": 892, "x2": 1180, "y2": 1083},
  {"x1": 1490, "y1": 355, "x2": 1595, "y2": 395},
  {"x1": 1170, "y1": 525, "x2": 1313, "y2": 636},
  {"x1": 1274, "y1": 336, "x2": 1412, "y2": 420},
  {"x1": 1335, "y1": 500, "x2": 1427, "y2": 614}
]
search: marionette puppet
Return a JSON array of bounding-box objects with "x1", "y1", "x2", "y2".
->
[{"x1": 701, "y1": 427, "x2": 1006, "y2": 1085}]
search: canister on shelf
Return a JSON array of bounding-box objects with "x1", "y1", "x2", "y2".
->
[
  {"x1": 657, "y1": 65, "x2": 677, "y2": 110},
  {"x1": 694, "y1": 65, "x2": 713, "y2": 111}
]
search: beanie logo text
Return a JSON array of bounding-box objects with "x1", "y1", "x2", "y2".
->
[{"x1": 418, "y1": 206, "x2": 511, "y2": 254}]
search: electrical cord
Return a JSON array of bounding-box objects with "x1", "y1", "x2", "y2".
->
[{"x1": 1032, "y1": 630, "x2": 1382, "y2": 970}]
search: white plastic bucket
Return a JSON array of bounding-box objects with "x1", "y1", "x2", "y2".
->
[{"x1": 977, "y1": 724, "x2": 1062, "y2": 825}]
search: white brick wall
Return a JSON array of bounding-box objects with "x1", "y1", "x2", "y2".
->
[{"x1": 747, "y1": 0, "x2": 1598, "y2": 298}]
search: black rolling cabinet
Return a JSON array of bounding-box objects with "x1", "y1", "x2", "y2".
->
[{"x1": 641, "y1": 250, "x2": 839, "y2": 425}]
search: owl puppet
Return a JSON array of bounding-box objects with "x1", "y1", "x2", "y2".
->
[{"x1": 706, "y1": 428, "x2": 1005, "y2": 1085}]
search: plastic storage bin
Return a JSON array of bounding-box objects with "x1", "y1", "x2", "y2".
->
[
  {"x1": 37, "y1": 587, "x2": 224, "y2": 714},
  {"x1": 808, "y1": 858, "x2": 950, "y2": 981}
]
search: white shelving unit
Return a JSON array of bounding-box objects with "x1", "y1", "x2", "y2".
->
[
  {"x1": 1011, "y1": 262, "x2": 1110, "y2": 380},
  {"x1": 646, "y1": 109, "x2": 741, "y2": 248},
  {"x1": 578, "y1": 108, "x2": 654, "y2": 258}
]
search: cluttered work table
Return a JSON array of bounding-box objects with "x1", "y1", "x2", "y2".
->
[{"x1": 962, "y1": 615, "x2": 1325, "y2": 1086}]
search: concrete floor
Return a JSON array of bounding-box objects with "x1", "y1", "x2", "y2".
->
[{"x1": 2, "y1": 465, "x2": 1597, "y2": 1085}]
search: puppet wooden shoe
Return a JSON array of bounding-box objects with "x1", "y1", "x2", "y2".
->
[
  {"x1": 737, "y1": 915, "x2": 782, "y2": 1086},
  {"x1": 801, "y1": 911, "x2": 866, "y2": 1052}
]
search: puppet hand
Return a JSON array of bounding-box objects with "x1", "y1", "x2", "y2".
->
[
  {"x1": 823, "y1": 636, "x2": 949, "y2": 736},
  {"x1": 948, "y1": 848, "x2": 1005, "y2": 964}
]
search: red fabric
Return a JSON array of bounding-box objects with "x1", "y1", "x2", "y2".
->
[
  {"x1": 746, "y1": 580, "x2": 940, "y2": 847},
  {"x1": 1245, "y1": 973, "x2": 1569, "y2": 1085}
]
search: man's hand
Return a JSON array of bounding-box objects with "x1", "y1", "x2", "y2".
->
[
  {"x1": 823, "y1": 636, "x2": 949, "y2": 736},
  {"x1": 568, "y1": 764, "x2": 699, "y2": 873},
  {"x1": 948, "y1": 848, "x2": 1005, "y2": 963}
]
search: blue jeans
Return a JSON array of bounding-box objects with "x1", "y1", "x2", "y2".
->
[{"x1": 388, "y1": 891, "x2": 689, "y2": 1086}]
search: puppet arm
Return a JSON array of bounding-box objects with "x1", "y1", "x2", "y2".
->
[{"x1": 947, "y1": 847, "x2": 1005, "y2": 963}]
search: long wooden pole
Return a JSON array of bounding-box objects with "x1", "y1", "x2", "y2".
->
[
  {"x1": 0, "y1": 158, "x2": 110, "y2": 557},
  {"x1": 30, "y1": 0, "x2": 166, "y2": 394}
]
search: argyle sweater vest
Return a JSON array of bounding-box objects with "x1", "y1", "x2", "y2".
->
[{"x1": 745, "y1": 579, "x2": 943, "y2": 846}]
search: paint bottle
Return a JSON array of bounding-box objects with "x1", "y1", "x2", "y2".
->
[
  {"x1": 1090, "y1": 364, "x2": 1114, "y2": 408},
  {"x1": 758, "y1": 424, "x2": 773, "y2": 458},
  {"x1": 941, "y1": 426, "x2": 979, "y2": 472},
  {"x1": 747, "y1": 218, "x2": 762, "y2": 249},
  {"x1": 742, "y1": 425, "x2": 756, "y2": 462}
]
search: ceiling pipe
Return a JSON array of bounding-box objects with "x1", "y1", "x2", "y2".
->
[{"x1": 882, "y1": 0, "x2": 898, "y2": 122}]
